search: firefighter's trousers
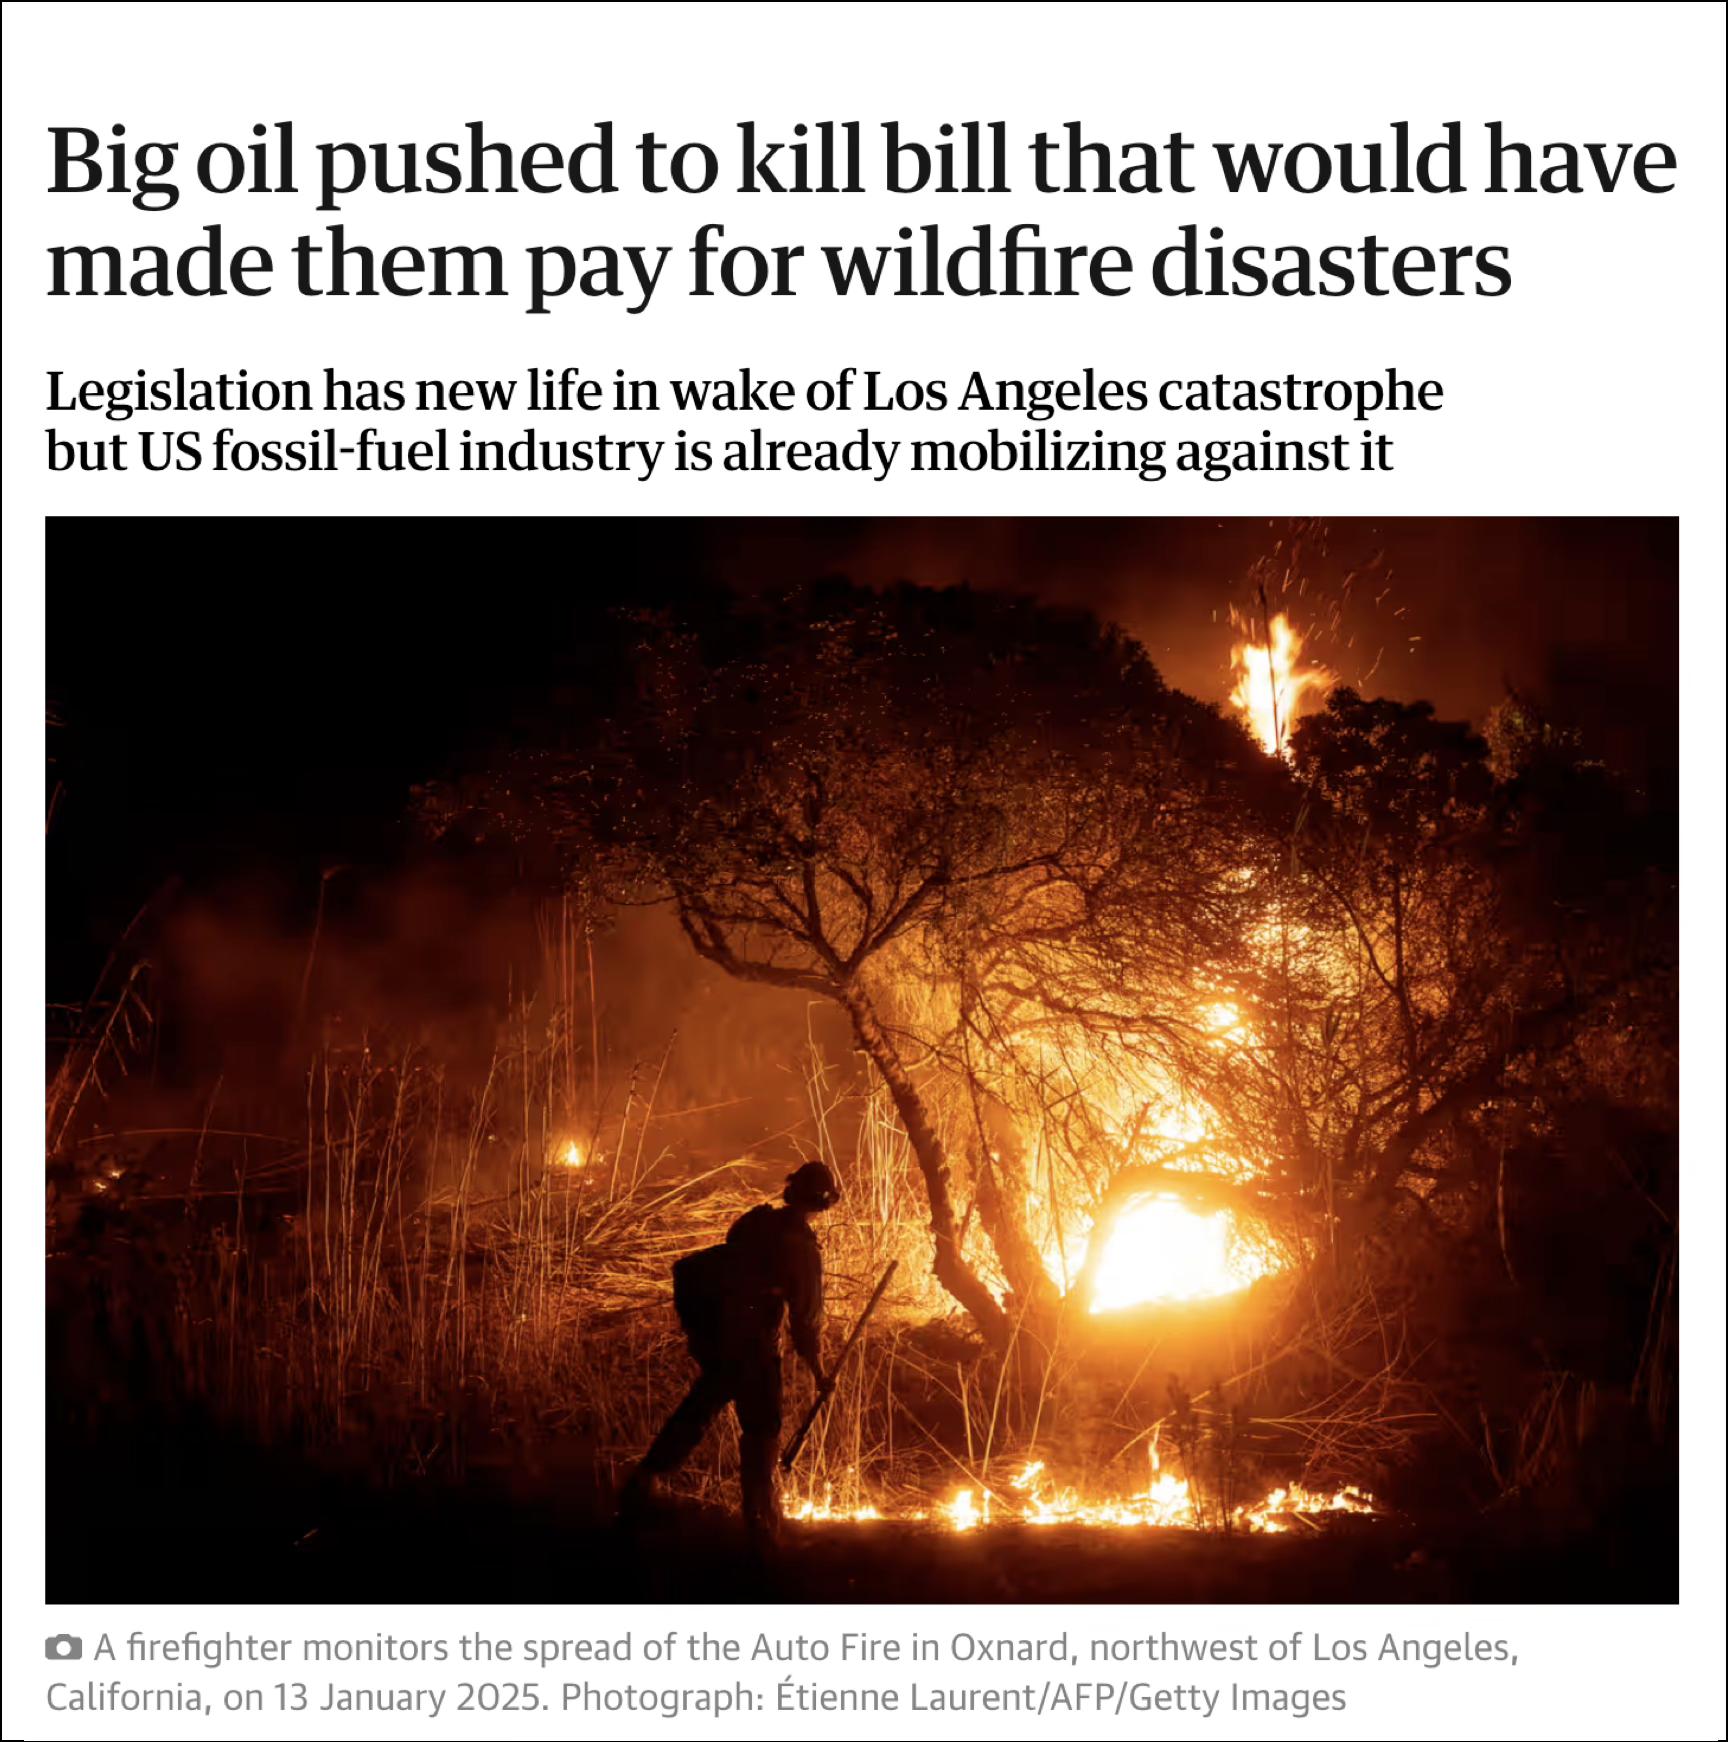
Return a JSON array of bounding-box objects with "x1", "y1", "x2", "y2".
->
[{"x1": 638, "y1": 1348, "x2": 782, "y2": 1529}]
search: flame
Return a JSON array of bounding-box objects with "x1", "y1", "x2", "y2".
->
[
  {"x1": 1230, "y1": 612, "x2": 1330, "y2": 758},
  {"x1": 1011, "y1": 1028, "x2": 1287, "y2": 1315},
  {"x1": 1009, "y1": 1459, "x2": 1197, "y2": 1528},
  {"x1": 1089, "y1": 1194, "x2": 1275, "y2": 1313},
  {"x1": 783, "y1": 1485, "x2": 883, "y2": 1524},
  {"x1": 1246, "y1": 1483, "x2": 1378, "y2": 1534},
  {"x1": 559, "y1": 1140, "x2": 586, "y2": 1169},
  {"x1": 786, "y1": 1460, "x2": 1377, "y2": 1534}
]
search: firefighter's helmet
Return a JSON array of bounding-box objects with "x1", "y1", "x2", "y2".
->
[{"x1": 783, "y1": 1160, "x2": 841, "y2": 1210}]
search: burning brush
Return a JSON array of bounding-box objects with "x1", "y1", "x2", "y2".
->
[{"x1": 784, "y1": 1457, "x2": 1379, "y2": 1535}]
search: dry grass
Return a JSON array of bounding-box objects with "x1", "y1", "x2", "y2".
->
[{"x1": 47, "y1": 944, "x2": 1587, "y2": 1533}]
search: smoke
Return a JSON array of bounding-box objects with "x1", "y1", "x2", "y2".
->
[{"x1": 91, "y1": 852, "x2": 846, "y2": 1169}]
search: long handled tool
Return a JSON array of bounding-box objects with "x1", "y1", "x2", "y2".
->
[{"x1": 781, "y1": 1259, "x2": 897, "y2": 1474}]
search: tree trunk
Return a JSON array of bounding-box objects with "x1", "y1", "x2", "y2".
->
[
  {"x1": 842, "y1": 988, "x2": 1013, "y2": 1348},
  {"x1": 967, "y1": 1098, "x2": 1059, "y2": 1321}
]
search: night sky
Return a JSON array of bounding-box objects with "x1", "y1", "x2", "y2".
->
[{"x1": 47, "y1": 517, "x2": 1676, "y2": 999}]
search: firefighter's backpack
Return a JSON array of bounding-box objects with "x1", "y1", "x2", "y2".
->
[{"x1": 671, "y1": 1242, "x2": 735, "y2": 1341}]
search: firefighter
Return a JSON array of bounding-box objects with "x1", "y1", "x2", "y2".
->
[{"x1": 620, "y1": 1160, "x2": 839, "y2": 1544}]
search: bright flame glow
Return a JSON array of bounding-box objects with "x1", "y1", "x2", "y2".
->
[
  {"x1": 786, "y1": 1461, "x2": 1378, "y2": 1534},
  {"x1": 559, "y1": 1140, "x2": 586, "y2": 1170},
  {"x1": 1249, "y1": 1484, "x2": 1378, "y2": 1534},
  {"x1": 1230, "y1": 612, "x2": 1330, "y2": 758},
  {"x1": 784, "y1": 1492, "x2": 883, "y2": 1524},
  {"x1": 1089, "y1": 1194, "x2": 1275, "y2": 1312}
]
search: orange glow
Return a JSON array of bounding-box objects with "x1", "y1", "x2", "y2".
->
[
  {"x1": 1230, "y1": 612, "x2": 1330, "y2": 758},
  {"x1": 783, "y1": 1487, "x2": 883, "y2": 1523},
  {"x1": 558, "y1": 1140, "x2": 586, "y2": 1169},
  {"x1": 1088, "y1": 1194, "x2": 1275, "y2": 1312},
  {"x1": 1247, "y1": 1484, "x2": 1378, "y2": 1534},
  {"x1": 785, "y1": 1460, "x2": 1378, "y2": 1533},
  {"x1": 1010, "y1": 1459, "x2": 1196, "y2": 1527}
]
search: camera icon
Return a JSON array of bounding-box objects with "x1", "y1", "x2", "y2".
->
[{"x1": 45, "y1": 1634, "x2": 83, "y2": 1661}]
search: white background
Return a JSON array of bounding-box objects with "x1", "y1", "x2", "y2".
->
[{"x1": 3, "y1": 2, "x2": 1723, "y2": 1738}]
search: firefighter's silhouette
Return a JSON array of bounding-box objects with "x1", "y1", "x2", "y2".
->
[{"x1": 621, "y1": 1160, "x2": 838, "y2": 1542}]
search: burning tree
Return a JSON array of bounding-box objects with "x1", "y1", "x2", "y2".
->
[
  {"x1": 431, "y1": 581, "x2": 1276, "y2": 1347},
  {"x1": 405, "y1": 566, "x2": 1675, "y2": 1530}
]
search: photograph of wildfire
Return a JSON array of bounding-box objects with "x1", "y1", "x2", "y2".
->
[{"x1": 46, "y1": 516, "x2": 1677, "y2": 1604}]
